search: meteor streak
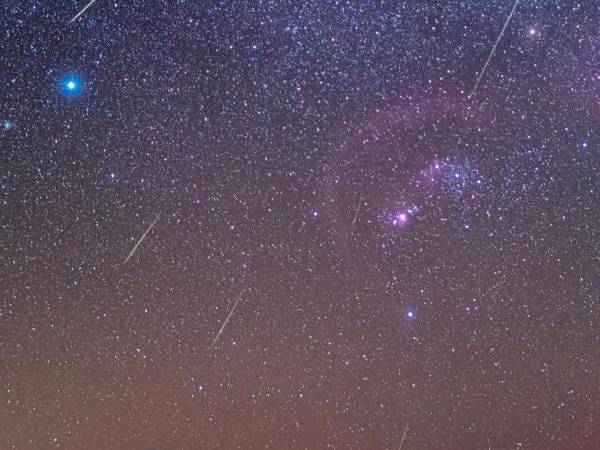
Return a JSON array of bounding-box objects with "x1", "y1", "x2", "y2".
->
[
  {"x1": 68, "y1": 0, "x2": 98, "y2": 24},
  {"x1": 398, "y1": 423, "x2": 409, "y2": 450},
  {"x1": 351, "y1": 197, "x2": 364, "y2": 232},
  {"x1": 211, "y1": 292, "x2": 244, "y2": 349},
  {"x1": 469, "y1": 0, "x2": 520, "y2": 98},
  {"x1": 124, "y1": 216, "x2": 159, "y2": 264}
]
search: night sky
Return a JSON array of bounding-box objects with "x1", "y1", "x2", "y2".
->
[{"x1": 1, "y1": 1, "x2": 599, "y2": 449}]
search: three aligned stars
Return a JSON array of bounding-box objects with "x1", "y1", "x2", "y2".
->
[
  {"x1": 54, "y1": 4, "x2": 566, "y2": 448},
  {"x1": 61, "y1": 0, "x2": 539, "y2": 282},
  {"x1": 3, "y1": 0, "x2": 593, "y2": 447}
]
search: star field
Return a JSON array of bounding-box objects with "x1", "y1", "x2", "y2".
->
[{"x1": 1, "y1": 1, "x2": 599, "y2": 449}]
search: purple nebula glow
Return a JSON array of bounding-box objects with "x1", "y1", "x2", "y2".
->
[{"x1": 392, "y1": 211, "x2": 409, "y2": 226}]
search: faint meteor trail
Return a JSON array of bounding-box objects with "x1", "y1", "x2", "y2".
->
[
  {"x1": 469, "y1": 0, "x2": 520, "y2": 98},
  {"x1": 211, "y1": 292, "x2": 244, "y2": 349},
  {"x1": 398, "y1": 423, "x2": 409, "y2": 450},
  {"x1": 350, "y1": 197, "x2": 364, "y2": 232},
  {"x1": 124, "y1": 216, "x2": 159, "y2": 264},
  {"x1": 68, "y1": 0, "x2": 98, "y2": 24}
]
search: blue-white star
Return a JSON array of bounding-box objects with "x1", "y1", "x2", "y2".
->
[{"x1": 61, "y1": 75, "x2": 82, "y2": 95}]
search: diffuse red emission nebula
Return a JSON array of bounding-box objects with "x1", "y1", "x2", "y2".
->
[{"x1": 1, "y1": 1, "x2": 599, "y2": 449}]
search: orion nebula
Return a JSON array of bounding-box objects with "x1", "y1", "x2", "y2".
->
[{"x1": 1, "y1": 1, "x2": 598, "y2": 449}]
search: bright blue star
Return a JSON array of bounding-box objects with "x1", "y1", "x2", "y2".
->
[
  {"x1": 405, "y1": 309, "x2": 416, "y2": 320},
  {"x1": 60, "y1": 75, "x2": 82, "y2": 96},
  {"x1": 3, "y1": 120, "x2": 14, "y2": 131}
]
